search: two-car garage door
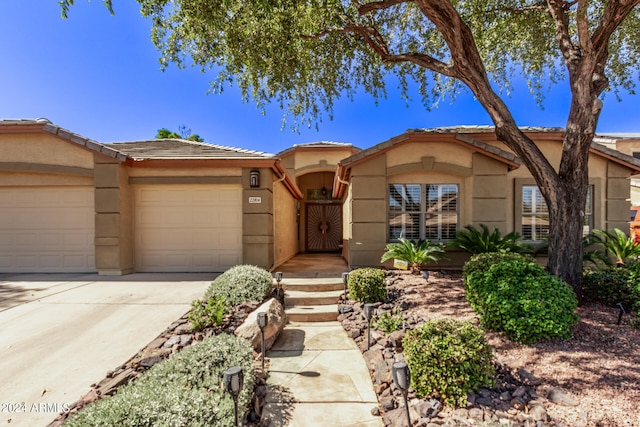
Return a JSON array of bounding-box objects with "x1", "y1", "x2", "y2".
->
[
  {"x1": 134, "y1": 185, "x2": 243, "y2": 272},
  {"x1": 0, "y1": 184, "x2": 242, "y2": 273},
  {"x1": 0, "y1": 186, "x2": 95, "y2": 273}
]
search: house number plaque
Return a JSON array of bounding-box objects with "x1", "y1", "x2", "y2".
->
[{"x1": 248, "y1": 197, "x2": 262, "y2": 204}]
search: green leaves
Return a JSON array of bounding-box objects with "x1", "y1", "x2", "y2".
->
[
  {"x1": 381, "y1": 238, "x2": 446, "y2": 273},
  {"x1": 64, "y1": 334, "x2": 254, "y2": 426},
  {"x1": 403, "y1": 319, "x2": 495, "y2": 407},
  {"x1": 464, "y1": 256, "x2": 579, "y2": 344},
  {"x1": 449, "y1": 224, "x2": 532, "y2": 255},
  {"x1": 588, "y1": 228, "x2": 640, "y2": 266},
  {"x1": 347, "y1": 267, "x2": 387, "y2": 303}
]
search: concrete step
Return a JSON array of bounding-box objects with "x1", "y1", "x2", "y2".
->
[
  {"x1": 285, "y1": 304, "x2": 339, "y2": 322},
  {"x1": 275, "y1": 278, "x2": 344, "y2": 292},
  {"x1": 285, "y1": 289, "x2": 343, "y2": 306}
]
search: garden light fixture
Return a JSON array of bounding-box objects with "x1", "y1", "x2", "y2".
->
[
  {"x1": 274, "y1": 272, "x2": 284, "y2": 301},
  {"x1": 341, "y1": 271, "x2": 349, "y2": 301},
  {"x1": 364, "y1": 303, "x2": 374, "y2": 350},
  {"x1": 257, "y1": 311, "x2": 268, "y2": 370},
  {"x1": 617, "y1": 302, "x2": 627, "y2": 325},
  {"x1": 223, "y1": 366, "x2": 244, "y2": 427},
  {"x1": 392, "y1": 362, "x2": 411, "y2": 427}
]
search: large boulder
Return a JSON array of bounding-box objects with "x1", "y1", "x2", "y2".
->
[{"x1": 234, "y1": 298, "x2": 286, "y2": 352}]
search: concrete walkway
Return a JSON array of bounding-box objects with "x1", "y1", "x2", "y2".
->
[
  {"x1": 0, "y1": 273, "x2": 212, "y2": 427},
  {"x1": 262, "y1": 255, "x2": 383, "y2": 426},
  {"x1": 263, "y1": 322, "x2": 382, "y2": 426}
]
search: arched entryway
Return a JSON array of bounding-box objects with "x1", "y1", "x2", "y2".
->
[{"x1": 297, "y1": 171, "x2": 343, "y2": 253}]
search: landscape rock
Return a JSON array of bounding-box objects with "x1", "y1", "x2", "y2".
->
[
  {"x1": 547, "y1": 387, "x2": 579, "y2": 406},
  {"x1": 234, "y1": 298, "x2": 286, "y2": 352}
]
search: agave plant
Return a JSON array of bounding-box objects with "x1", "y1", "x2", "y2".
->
[
  {"x1": 448, "y1": 224, "x2": 532, "y2": 254},
  {"x1": 588, "y1": 228, "x2": 640, "y2": 266},
  {"x1": 381, "y1": 238, "x2": 446, "y2": 274}
]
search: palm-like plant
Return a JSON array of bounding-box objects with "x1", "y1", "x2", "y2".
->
[
  {"x1": 448, "y1": 224, "x2": 532, "y2": 254},
  {"x1": 588, "y1": 228, "x2": 640, "y2": 266},
  {"x1": 381, "y1": 238, "x2": 446, "y2": 274}
]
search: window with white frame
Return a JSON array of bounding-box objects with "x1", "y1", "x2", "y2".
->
[
  {"x1": 388, "y1": 184, "x2": 459, "y2": 241},
  {"x1": 521, "y1": 185, "x2": 592, "y2": 241}
]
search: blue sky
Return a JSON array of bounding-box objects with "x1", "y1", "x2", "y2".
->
[{"x1": 1, "y1": 1, "x2": 638, "y2": 154}]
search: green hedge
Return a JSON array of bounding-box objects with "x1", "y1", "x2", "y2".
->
[
  {"x1": 205, "y1": 264, "x2": 273, "y2": 307},
  {"x1": 64, "y1": 334, "x2": 255, "y2": 427},
  {"x1": 347, "y1": 268, "x2": 386, "y2": 303},
  {"x1": 465, "y1": 257, "x2": 578, "y2": 344},
  {"x1": 403, "y1": 319, "x2": 495, "y2": 407}
]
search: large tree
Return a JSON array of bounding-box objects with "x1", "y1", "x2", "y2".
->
[{"x1": 63, "y1": 0, "x2": 640, "y2": 297}]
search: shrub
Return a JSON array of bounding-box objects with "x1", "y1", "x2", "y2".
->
[
  {"x1": 463, "y1": 252, "x2": 534, "y2": 310},
  {"x1": 403, "y1": 319, "x2": 495, "y2": 407},
  {"x1": 466, "y1": 259, "x2": 579, "y2": 344},
  {"x1": 583, "y1": 263, "x2": 640, "y2": 325},
  {"x1": 188, "y1": 296, "x2": 228, "y2": 331},
  {"x1": 205, "y1": 264, "x2": 273, "y2": 307},
  {"x1": 380, "y1": 238, "x2": 446, "y2": 274},
  {"x1": 64, "y1": 334, "x2": 255, "y2": 427},
  {"x1": 449, "y1": 224, "x2": 532, "y2": 255},
  {"x1": 374, "y1": 307, "x2": 403, "y2": 333},
  {"x1": 347, "y1": 268, "x2": 386, "y2": 303},
  {"x1": 462, "y1": 252, "x2": 534, "y2": 280}
]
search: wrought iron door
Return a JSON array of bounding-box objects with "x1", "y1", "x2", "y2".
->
[{"x1": 306, "y1": 203, "x2": 342, "y2": 252}]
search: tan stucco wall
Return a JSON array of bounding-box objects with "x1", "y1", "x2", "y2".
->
[
  {"x1": 0, "y1": 133, "x2": 94, "y2": 169},
  {"x1": 127, "y1": 167, "x2": 241, "y2": 178},
  {"x1": 243, "y1": 168, "x2": 274, "y2": 269},
  {"x1": 94, "y1": 156, "x2": 134, "y2": 275},
  {"x1": 273, "y1": 179, "x2": 298, "y2": 267}
]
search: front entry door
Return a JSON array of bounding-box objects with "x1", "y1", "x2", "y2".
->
[{"x1": 306, "y1": 203, "x2": 342, "y2": 252}]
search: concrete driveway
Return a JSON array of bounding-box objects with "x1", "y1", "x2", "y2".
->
[{"x1": 0, "y1": 273, "x2": 213, "y2": 426}]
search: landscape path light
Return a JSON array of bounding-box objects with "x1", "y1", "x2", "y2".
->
[
  {"x1": 392, "y1": 361, "x2": 411, "y2": 427},
  {"x1": 257, "y1": 311, "x2": 268, "y2": 371},
  {"x1": 341, "y1": 271, "x2": 349, "y2": 301},
  {"x1": 223, "y1": 365, "x2": 244, "y2": 427},
  {"x1": 617, "y1": 302, "x2": 627, "y2": 325},
  {"x1": 274, "y1": 272, "x2": 284, "y2": 301},
  {"x1": 363, "y1": 303, "x2": 374, "y2": 350}
]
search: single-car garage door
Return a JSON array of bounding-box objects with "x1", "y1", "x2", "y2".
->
[
  {"x1": 0, "y1": 186, "x2": 96, "y2": 273},
  {"x1": 134, "y1": 185, "x2": 242, "y2": 272}
]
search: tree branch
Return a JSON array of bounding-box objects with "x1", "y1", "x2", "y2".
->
[
  {"x1": 356, "y1": 0, "x2": 411, "y2": 15},
  {"x1": 546, "y1": 0, "x2": 580, "y2": 70}
]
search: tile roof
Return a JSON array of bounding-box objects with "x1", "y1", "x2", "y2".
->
[{"x1": 104, "y1": 139, "x2": 275, "y2": 160}]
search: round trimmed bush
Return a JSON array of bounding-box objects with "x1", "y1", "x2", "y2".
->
[
  {"x1": 347, "y1": 268, "x2": 386, "y2": 303},
  {"x1": 64, "y1": 334, "x2": 255, "y2": 427},
  {"x1": 403, "y1": 319, "x2": 495, "y2": 407},
  {"x1": 467, "y1": 259, "x2": 579, "y2": 344},
  {"x1": 205, "y1": 264, "x2": 273, "y2": 307}
]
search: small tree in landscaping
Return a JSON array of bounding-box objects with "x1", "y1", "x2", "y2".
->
[{"x1": 381, "y1": 238, "x2": 446, "y2": 274}]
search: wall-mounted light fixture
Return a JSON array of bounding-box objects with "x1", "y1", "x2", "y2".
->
[{"x1": 249, "y1": 170, "x2": 260, "y2": 188}]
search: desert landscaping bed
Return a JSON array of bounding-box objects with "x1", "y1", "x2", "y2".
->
[{"x1": 339, "y1": 270, "x2": 640, "y2": 427}]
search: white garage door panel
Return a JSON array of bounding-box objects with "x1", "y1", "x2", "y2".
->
[
  {"x1": 0, "y1": 187, "x2": 95, "y2": 273},
  {"x1": 135, "y1": 185, "x2": 243, "y2": 272}
]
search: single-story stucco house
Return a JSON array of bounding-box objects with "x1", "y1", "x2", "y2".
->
[{"x1": 1, "y1": 118, "x2": 639, "y2": 275}]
